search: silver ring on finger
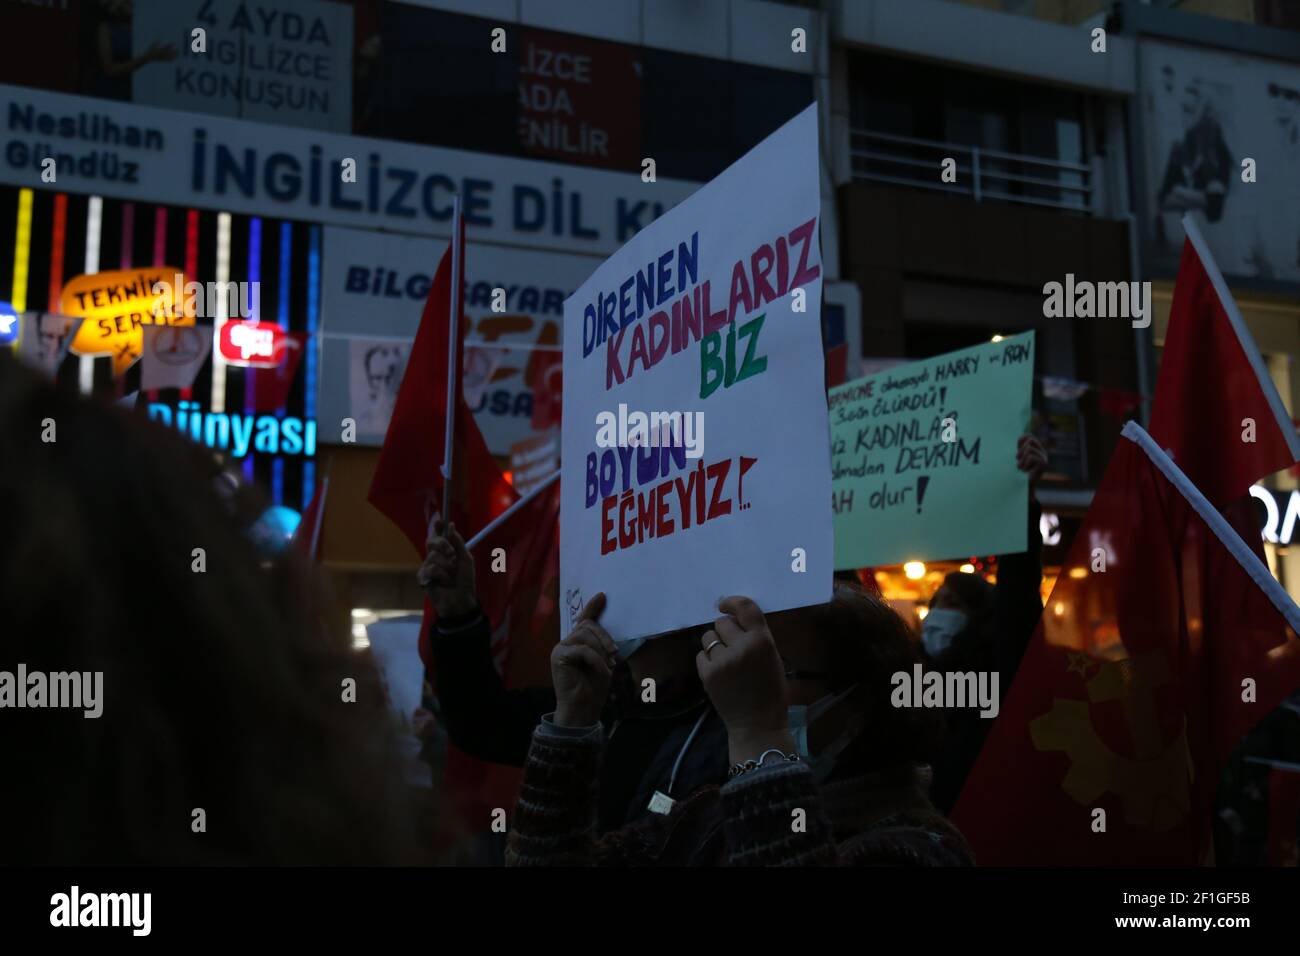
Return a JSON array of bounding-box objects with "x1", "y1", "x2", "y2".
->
[{"x1": 704, "y1": 639, "x2": 725, "y2": 657}]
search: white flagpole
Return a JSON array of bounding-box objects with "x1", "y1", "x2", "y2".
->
[
  {"x1": 1244, "y1": 756, "x2": 1300, "y2": 772},
  {"x1": 1122, "y1": 420, "x2": 1300, "y2": 631},
  {"x1": 466, "y1": 469, "x2": 561, "y2": 551},
  {"x1": 441, "y1": 197, "x2": 463, "y2": 521}
]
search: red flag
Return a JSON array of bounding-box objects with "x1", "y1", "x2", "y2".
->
[
  {"x1": 479, "y1": 475, "x2": 563, "y2": 690},
  {"x1": 474, "y1": 477, "x2": 562, "y2": 821},
  {"x1": 525, "y1": 321, "x2": 562, "y2": 432},
  {"x1": 251, "y1": 331, "x2": 308, "y2": 412},
  {"x1": 368, "y1": 213, "x2": 517, "y2": 553},
  {"x1": 1267, "y1": 763, "x2": 1300, "y2": 866},
  {"x1": 1149, "y1": 215, "x2": 1300, "y2": 509},
  {"x1": 416, "y1": 474, "x2": 560, "y2": 684},
  {"x1": 418, "y1": 474, "x2": 561, "y2": 835},
  {"x1": 952, "y1": 421, "x2": 1300, "y2": 864},
  {"x1": 374, "y1": 212, "x2": 531, "y2": 839},
  {"x1": 293, "y1": 476, "x2": 329, "y2": 562},
  {"x1": 1097, "y1": 388, "x2": 1142, "y2": 423}
]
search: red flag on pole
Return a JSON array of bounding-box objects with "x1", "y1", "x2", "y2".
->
[
  {"x1": 951, "y1": 421, "x2": 1300, "y2": 864},
  {"x1": 1147, "y1": 210, "x2": 1300, "y2": 633},
  {"x1": 1149, "y1": 214, "x2": 1300, "y2": 508},
  {"x1": 368, "y1": 205, "x2": 517, "y2": 552},
  {"x1": 424, "y1": 472, "x2": 562, "y2": 833},
  {"x1": 371, "y1": 206, "x2": 529, "y2": 840},
  {"x1": 416, "y1": 471, "x2": 561, "y2": 685},
  {"x1": 473, "y1": 471, "x2": 562, "y2": 688}
]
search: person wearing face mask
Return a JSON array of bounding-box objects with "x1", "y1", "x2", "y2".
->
[
  {"x1": 921, "y1": 433, "x2": 1048, "y2": 814},
  {"x1": 922, "y1": 573, "x2": 993, "y2": 662},
  {"x1": 920, "y1": 602, "x2": 969, "y2": 660},
  {"x1": 418, "y1": 520, "x2": 730, "y2": 833},
  {"x1": 506, "y1": 587, "x2": 971, "y2": 867}
]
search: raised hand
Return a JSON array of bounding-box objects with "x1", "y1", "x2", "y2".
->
[
  {"x1": 552, "y1": 593, "x2": 619, "y2": 728},
  {"x1": 1016, "y1": 434, "x2": 1048, "y2": 485},
  {"x1": 697, "y1": 596, "x2": 795, "y2": 764},
  {"x1": 418, "y1": 514, "x2": 477, "y2": 618}
]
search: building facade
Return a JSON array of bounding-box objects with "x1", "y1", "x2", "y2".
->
[{"x1": 2, "y1": 0, "x2": 1297, "y2": 629}]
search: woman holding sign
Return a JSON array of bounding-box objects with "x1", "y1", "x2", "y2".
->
[
  {"x1": 420, "y1": 521, "x2": 733, "y2": 832},
  {"x1": 505, "y1": 588, "x2": 972, "y2": 867}
]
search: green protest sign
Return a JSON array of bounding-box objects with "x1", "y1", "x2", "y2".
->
[{"x1": 830, "y1": 331, "x2": 1034, "y2": 569}]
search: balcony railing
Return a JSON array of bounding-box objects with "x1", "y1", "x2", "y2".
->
[
  {"x1": 941, "y1": 0, "x2": 1109, "y2": 27},
  {"x1": 849, "y1": 127, "x2": 1095, "y2": 214}
]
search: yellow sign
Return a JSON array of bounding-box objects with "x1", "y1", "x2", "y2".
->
[{"x1": 62, "y1": 268, "x2": 195, "y2": 375}]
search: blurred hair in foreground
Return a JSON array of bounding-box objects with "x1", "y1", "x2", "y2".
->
[{"x1": 0, "y1": 352, "x2": 429, "y2": 864}]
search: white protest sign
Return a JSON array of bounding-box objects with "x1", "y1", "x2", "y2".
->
[{"x1": 560, "y1": 105, "x2": 832, "y2": 641}]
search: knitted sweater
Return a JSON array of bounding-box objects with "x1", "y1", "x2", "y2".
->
[{"x1": 505, "y1": 723, "x2": 973, "y2": 867}]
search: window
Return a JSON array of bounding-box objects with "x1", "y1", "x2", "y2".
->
[{"x1": 849, "y1": 53, "x2": 1090, "y2": 209}]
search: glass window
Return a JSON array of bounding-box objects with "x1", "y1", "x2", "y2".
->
[{"x1": 850, "y1": 52, "x2": 1089, "y2": 209}]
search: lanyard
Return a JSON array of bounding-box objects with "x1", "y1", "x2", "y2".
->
[{"x1": 648, "y1": 707, "x2": 711, "y2": 815}]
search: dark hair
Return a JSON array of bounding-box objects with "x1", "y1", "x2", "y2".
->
[
  {"x1": 0, "y1": 353, "x2": 427, "y2": 864},
  {"x1": 798, "y1": 585, "x2": 945, "y2": 772},
  {"x1": 940, "y1": 571, "x2": 994, "y2": 618}
]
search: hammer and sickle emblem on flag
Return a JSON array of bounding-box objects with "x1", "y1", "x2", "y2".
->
[{"x1": 1030, "y1": 650, "x2": 1194, "y2": 832}]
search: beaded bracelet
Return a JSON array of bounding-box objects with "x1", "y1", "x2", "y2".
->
[{"x1": 728, "y1": 749, "x2": 801, "y2": 778}]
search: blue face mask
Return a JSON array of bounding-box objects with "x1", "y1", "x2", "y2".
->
[
  {"x1": 921, "y1": 608, "x2": 967, "y2": 657},
  {"x1": 787, "y1": 683, "x2": 861, "y2": 783}
]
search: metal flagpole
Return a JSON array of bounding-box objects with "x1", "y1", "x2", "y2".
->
[
  {"x1": 309, "y1": 472, "x2": 331, "y2": 559},
  {"x1": 441, "y1": 196, "x2": 463, "y2": 522},
  {"x1": 466, "y1": 468, "x2": 561, "y2": 551}
]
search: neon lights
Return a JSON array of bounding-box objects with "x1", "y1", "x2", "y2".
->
[
  {"x1": 303, "y1": 224, "x2": 320, "y2": 505},
  {"x1": 0, "y1": 302, "x2": 17, "y2": 346},
  {"x1": 119, "y1": 202, "x2": 134, "y2": 270},
  {"x1": 210, "y1": 211, "x2": 232, "y2": 412},
  {"x1": 243, "y1": 217, "x2": 262, "y2": 482},
  {"x1": 47, "y1": 194, "x2": 66, "y2": 311},
  {"x1": 218, "y1": 319, "x2": 287, "y2": 365},
  {"x1": 273, "y1": 220, "x2": 292, "y2": 506},
  {"x1": 78, "y1": 195, "x2": 103, "y2": 393},
  {"x1": 147, "y1": 401, "x2": 317, "y2": 458},
  {"x1": 11, "y1": 188, "x2": 32, "y2": 316},
  {"x1": 184, "y1": 209, "x2": 199, "y2": 281},
  {"x1": 153, "y1": 207, "x2": 167, "y2": 267}
]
